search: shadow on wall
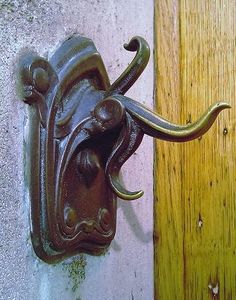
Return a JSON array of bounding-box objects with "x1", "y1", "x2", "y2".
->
[{"x1": 112, "y1": 199, "x2": 153, "y2": 251}]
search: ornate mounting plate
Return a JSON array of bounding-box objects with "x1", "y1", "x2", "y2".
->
[{"x1": 20, "y1": 35, "x2": 230, "y2": 263}]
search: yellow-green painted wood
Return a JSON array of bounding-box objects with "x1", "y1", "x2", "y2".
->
[{"x1": 154, "y1": 1, "x2": 235, "y2": 299}]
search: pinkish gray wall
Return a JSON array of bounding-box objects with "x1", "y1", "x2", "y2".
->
[{"x1": 0, "y1": 1, "x2": 154, "y2": 299}]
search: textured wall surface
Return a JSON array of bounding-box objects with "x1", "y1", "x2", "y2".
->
[{"x1": 0, "y1": 1, "x2": 153, "y2": 299}]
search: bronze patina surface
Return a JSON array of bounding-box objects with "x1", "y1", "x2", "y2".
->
[{"x1": 20, "y1": 35, "x2": 230, "y2": 263}]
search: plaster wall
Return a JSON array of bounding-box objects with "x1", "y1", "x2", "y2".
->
[{"x1": 0, "y1": 1, "x2": 154, "y2": 299}]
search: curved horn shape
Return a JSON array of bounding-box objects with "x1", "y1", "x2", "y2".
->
[
  {"x1": 110, "y1": 95, "x2": 231, "y2": 142},
  {"x1": 105, "y1": 112, "x2": 144, "y2": 200},
  {"x1": 107, "y1": 36, "x2": 150, "y2": 96}
]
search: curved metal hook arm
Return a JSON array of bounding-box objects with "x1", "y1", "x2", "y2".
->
[
  {"x1": 101, "y1": 95, "x2": 230, "y2": 201},
  {"x1": 106, "y1": 36, "x2": 150, "y2": 96},
  {"x1": 110, "y1": 95, "x2": 231, "y2": 142}
]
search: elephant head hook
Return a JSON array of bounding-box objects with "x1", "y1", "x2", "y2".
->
[{"x1": 19, "y1": 35, "x2": 230, "y2": 262}]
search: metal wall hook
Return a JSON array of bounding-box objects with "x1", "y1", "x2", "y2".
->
[{"x1": 19, "y1": 35, "x2": 230, "y2": 263}]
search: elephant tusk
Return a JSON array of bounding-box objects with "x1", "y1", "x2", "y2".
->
[{"x1": 105, "y1": 112, "x2": 144, "y2": 200}]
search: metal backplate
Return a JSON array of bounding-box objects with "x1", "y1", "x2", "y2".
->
[{"x1": 21, "y1": 36, "x2": 119, "y2": 262}]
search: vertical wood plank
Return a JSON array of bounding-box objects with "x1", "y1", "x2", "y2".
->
[
  {"x1": 154, "y1": 0, "x2": 236, "y2": 299},
  {"x1": 154, "y1": 1, "x2": 185, "y2": 299},
  {"x1": 181, "y1": 1, "x2": 235, "y2": 299}
]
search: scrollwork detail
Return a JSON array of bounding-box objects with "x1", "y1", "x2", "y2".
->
[{"x1": 20, "y1": 55, "x2": 56, "y2": 127}]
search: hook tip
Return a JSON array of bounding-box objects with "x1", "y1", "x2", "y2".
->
[{"x1": 216, "y1": 101, "x2": 231, "y2": 109}]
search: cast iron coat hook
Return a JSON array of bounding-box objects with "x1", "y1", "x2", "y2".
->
[{"x1": 19, "y1": 35, "x2": 230, "y2": 263}]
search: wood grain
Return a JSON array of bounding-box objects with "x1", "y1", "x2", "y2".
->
[
  {"x1": 154, "y1": 0, "x2": 184, "y2": 299},
  {"x1": 154, "y1": 1, "x2": 235, "y2": 299}
]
